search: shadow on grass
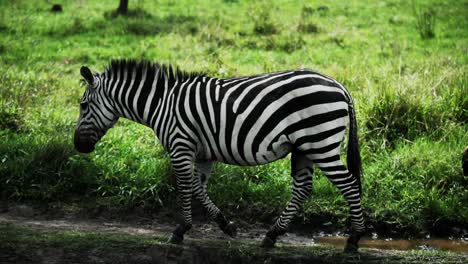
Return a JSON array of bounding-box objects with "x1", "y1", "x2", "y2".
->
[
  {"x1": 124, "y1": 14, "x2": 199, "y2": 36},
  {"x1": 0, "y1": 136, "x2": 100, "y2": 201},
  {"x1": 0, "y1": 132, "x2": 174, "y2": 208},
  {"x1": 45, "y1": 10, "x2": 200, "y2": 37},
  {"x1": 103, "y1": 7, "x2": 155, "y2": 20}
]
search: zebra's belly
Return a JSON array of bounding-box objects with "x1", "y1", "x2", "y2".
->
[
  {"x1": 213, "y1": 146, "x2": 292, "y2": 166},
  {"x1": 253, "y1": 140, "x2": 293, "y2": 165}
]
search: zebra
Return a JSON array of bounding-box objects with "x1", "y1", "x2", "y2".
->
[{"x1": 74, "y1": 59, "x2": 366, "y2": 252}]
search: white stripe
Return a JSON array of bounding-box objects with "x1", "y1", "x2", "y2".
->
[
  {"x1": 132, "y1": 66, "x2": 148, "y2": 122},
  {"x1": 124, "y1": 67, "x2": 137, "y2": 119},
  {"x1": 117, "y1": 68, "x2": 131, "y2": 118},
  {"x1": 222, "y1": 76, "x2": 250, "y2": 86},
  {"x1": 313, "y1": 159, "x2": 344, "y2": 167},
  {"x1": 215, "y1": 84, "x2": 220, "y2": 102},
  {"x1": 205, "y1": 78, "x2": 217, "y2": 133},
  {"x1": 143, "y1": 68, "x2": 159, "y2": 122},
  {"x1": 297, "y1": 131, "x2": 345, "y2": 150},
  {"x1": 162, "y1": 89, "x2": 176, "y2": 147}
]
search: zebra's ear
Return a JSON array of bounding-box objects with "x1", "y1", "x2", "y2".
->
[{"x1": 80, "y1": 66, "x2": 94, "y2": 86}]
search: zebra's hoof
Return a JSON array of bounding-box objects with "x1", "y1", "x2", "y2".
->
[
  {"x1": 344, "y1": 242, "x2": 359, "y2": 253},
  {"x1": 168, "y1": 233, "x2": 184, "y2": 244},
  {"x1": 344, "y1": 230, "x2": 364, "y2": 253},
  {"x1": 260, "y1": 235, "x2": 276, "y2": 248},
  {"x1": 223, "y1": 221, "x2": 237, "y2": 238}
]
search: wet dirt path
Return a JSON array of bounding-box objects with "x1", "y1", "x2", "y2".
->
[{"x1": 0, "y1": 203, "x2": 467, "y2": 263}]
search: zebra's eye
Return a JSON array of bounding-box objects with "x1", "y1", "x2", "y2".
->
[{"x1": 80, "y1": 102, "x2": 88, "y2": 112}]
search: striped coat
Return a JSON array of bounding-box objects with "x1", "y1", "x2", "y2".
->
[{"x1": 75, "y1": 60, "x2": 365, "y2": 252}]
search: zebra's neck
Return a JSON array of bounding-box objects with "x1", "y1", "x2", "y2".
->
[
  {"x1": 103, "y1": 67, "x2": 213, "y2": 149},
  {"x1": 103, "y1": 67, "x2": 170, "y2": 131}
]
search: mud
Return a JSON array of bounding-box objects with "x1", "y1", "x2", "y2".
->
[{"x1": 318, "y1": 236, "x2": 468, "y2": 253}]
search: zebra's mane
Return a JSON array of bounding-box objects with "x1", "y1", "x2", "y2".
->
[{"x1": 104, "y1": 59, "x2": 206, "y2": 86}]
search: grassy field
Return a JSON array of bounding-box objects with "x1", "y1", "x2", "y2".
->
[{"x1": 0, "y1": 0, "x2": 467, "y2": 236}]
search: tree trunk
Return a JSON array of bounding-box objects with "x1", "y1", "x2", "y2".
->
[{"x1": 117, "y1": 0, "x2": 128, "y2": 15}]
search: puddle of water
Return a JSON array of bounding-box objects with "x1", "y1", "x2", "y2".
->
[{"x1": 317, "y1": 236, "x2": 468, "y2": 253}]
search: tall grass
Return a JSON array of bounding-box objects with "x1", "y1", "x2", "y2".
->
[
  {"x1": 415, "y1": 7, "x2": 436, "y2": 39},
  {"x1": 363, "y1": 134, "x2": 467, "y2": 231},
  {"x1": 360, "y1": 60, "x2": 466, "y2": 147}
]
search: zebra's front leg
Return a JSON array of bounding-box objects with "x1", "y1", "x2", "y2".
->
[
  {"x1": 192, "y1": 161, "x2": 237, "y2": 237},
  {"x1": 168, "y1": 156, "x2": 194, "y2": 244},
  {"x1": 261, "y1": 152, "x2": 313, "y2": 248}
]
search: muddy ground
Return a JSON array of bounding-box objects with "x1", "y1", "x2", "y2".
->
[{"x1": 0, "y1": 202, "x2": 466, "y2": 264}]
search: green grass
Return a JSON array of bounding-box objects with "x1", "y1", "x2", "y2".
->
[{"x1": 0, "y1": 0, "x2": 467, "y2": 235}]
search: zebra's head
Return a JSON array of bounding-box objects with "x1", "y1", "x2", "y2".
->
[{"x1": 74, "y1": 66, "x2": 119, "y2": 153}]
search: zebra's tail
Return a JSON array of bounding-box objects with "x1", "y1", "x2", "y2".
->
[{"x1": 347, "y1": 103, "x2": 362, "y2": 196}]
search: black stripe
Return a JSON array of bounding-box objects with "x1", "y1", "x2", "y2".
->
[
  {"x1": 294, "y1": 126, "x2": 347, "y2": 147},
  {"x1": 302, "y1": 141, "x2": 342, "y2": 155}
]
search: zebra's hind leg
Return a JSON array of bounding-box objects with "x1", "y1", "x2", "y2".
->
[
  {"x1": 313, "y1": 157, "x2": 365, "y2": 253},
  {"x1": 168, "y1": 156, "x2": 194, "y2": 244},
  {"x1": 193, "y1": 160, "x2": 237, "y2": 237},
  {"x1": 261, "y1": 151, "x2": 313, "y2": 248}
]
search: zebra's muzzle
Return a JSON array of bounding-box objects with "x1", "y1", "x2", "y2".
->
[{"x1": 74, "y1": 129, "x2": 96, "y2": 153}]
